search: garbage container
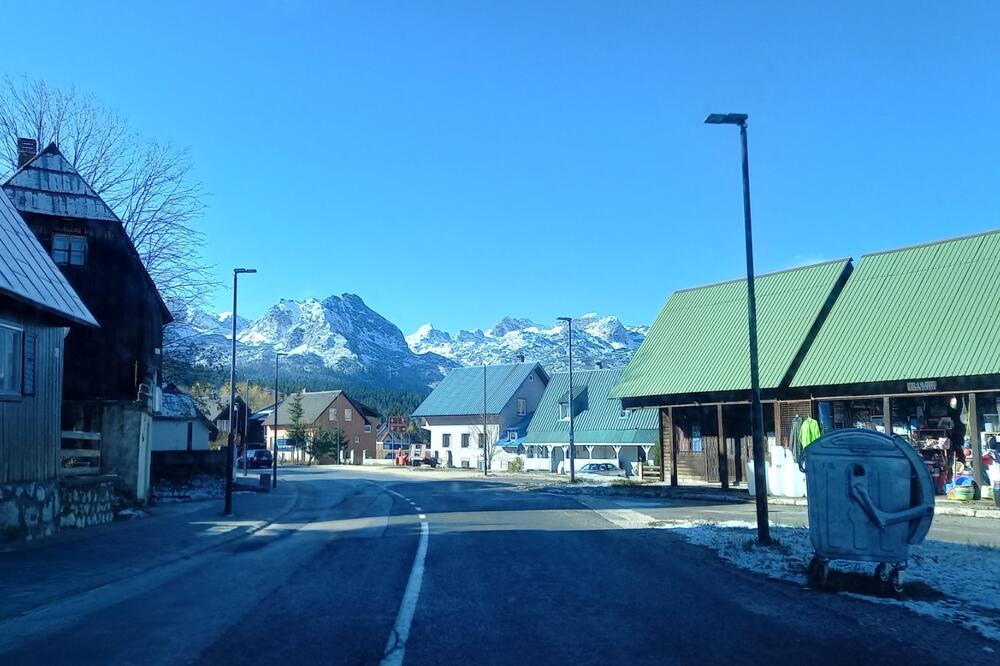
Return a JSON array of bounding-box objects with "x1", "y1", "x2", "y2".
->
[
  {"x1": 259, "y1": 473, "x2": 272, "y2": 491},
  {"x1": 802, "y1": 429, "x2": 934, "y2": 595}
]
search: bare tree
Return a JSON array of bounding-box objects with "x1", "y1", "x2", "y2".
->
[
  {"x1": 467, "y1": 414, "x2": 503, "y2": 472},
  {"x1": 0, "y1": 75, "x2": 212, "y2": 310}
]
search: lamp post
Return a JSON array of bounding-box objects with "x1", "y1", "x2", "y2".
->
[
  {"x1": 557, "y1": 317, "x2": 576, "y2": 483},
  {"x1": 483, "y1": 362, "x2": 488, "y2": 477},
  {"x1": 272, "y1": 352, "x2": 286, "y2": 489},
  {"x1": 224, "y1": 267, "x2": 256, "y2": 515},
  {"x1": 704, "y1": 112, "x2": 770, "y2": 544}
]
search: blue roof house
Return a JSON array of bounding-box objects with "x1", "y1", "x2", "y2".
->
[
  {"x1": 412, "y1": 362, "x2": 548, "y2": 470},
  {"x1": 524, "y1": 368, "x2": 659, "y2": 474}
]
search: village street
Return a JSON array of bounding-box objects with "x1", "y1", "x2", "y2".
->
[{"x1": 0, "y1": 467, "x2": 995, "y2": 665}]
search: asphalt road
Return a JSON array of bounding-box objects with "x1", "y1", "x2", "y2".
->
[{"x1": 0, "y1": 466, "x2": 994, "y2": 665}]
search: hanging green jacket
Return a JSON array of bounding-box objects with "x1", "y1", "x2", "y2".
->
[{"x1": 799, "y1": 417, "x2": 821, "y2": 449}]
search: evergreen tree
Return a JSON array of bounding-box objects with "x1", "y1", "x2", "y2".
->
[{"x1": 286, "y1": 390, "x2": 308, "y2": 461}]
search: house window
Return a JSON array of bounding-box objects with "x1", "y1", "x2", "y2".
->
[
  {"x1": 528, "y1": 374, "x2": 534, "y2": 382},
  {"x1": 517, "y1": 398, "x2": 527, "y2": 416},
  {"x1": 507, "y1": 430, "x2": 517, "y2": 442},
  {"x1": 478, "y1": 433, "x2": 485, "y2": 447},
  {"x1": 461, "y1": 460, "x2": 471, "y2": 468},
  {"x1": 354, "y1": 436, "x2": 360, "y2": 444},
  {"x1": 344, "y1": 409, "x2": 352, "y2": 422},
  {"x1": 559, "y1": 402, "x2": 570, "y2": 421},
  {"x1": 364, "y1": 424, "x2": 372, "y2": 433},
  {"x1": 52, "y1": 234, "x2": 87, "y2": 266},
  {"x1": 329, "y1": 408, "x2": 338, "y2": 421},
  {"x1": 0, "y1": 324, "x2": 24, "y2": 398},
  {"x1": 461, "y1": 433, "x2": 470, "y2": 448},
  {"x1": 442, "y1": 434, "x2": 451, "y2": 448}
]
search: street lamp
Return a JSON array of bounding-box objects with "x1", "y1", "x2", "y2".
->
[
  {"x1": 225, "y1": 267, "x2": 256, "y2": 515},
  {"x1": 704, "y1": 112, "x2": 770, "y2": 544},
  {"x1": 557, "y1": 317, "x2": 576, "y2": 483},
  {"x1": 272, "y1": 352, "x2": 286, "y2": 489}
]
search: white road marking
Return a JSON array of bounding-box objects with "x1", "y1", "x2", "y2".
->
[{"x1": 381, "y1": 520, "x2": 429, "y2": 666}]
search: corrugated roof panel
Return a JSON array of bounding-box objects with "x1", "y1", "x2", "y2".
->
[
  {"x1": 792, "y1": 230, "x2": 1000, "y2": 387},
  {"x1": 526, "y1": 368, "x2": 658, "y2": 445},
  {"x1": 412, "y1": 363, "x2": 547, "y2": 417},
  {"x1": 0, "y1": 186, "x2": 97, "y2": 326},
  {"x1": 611, "y1": 259, "x2": 851, "y2": 400}
]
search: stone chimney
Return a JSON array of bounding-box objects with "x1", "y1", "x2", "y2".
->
[{"x1": 16, "y1": 138, "x2": 37, "y2": 168}]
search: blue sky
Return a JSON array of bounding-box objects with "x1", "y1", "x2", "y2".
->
[{"x1": 6, "y1": 2, "x2": 1000, "y2": 334}]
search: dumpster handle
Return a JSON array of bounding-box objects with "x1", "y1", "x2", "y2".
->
[{"x1": 849, "y1": 471, "x2": 933, "y2": 529}]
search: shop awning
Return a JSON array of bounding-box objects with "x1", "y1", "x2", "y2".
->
[
  {"x1": 611, "y1": 259, "x2": 852, "y2": 406},
  {"x1": 791, "y1": 229, "x2": 1000, "y2": 390}
]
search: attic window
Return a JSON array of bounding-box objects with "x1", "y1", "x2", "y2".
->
[
  {"x1": 507, "y1": 430, "x2": 517, "y2": 442},
  {"x1": 528, "y1": 374, "x2": 534, "y2": 382},
  {"x1": 52, "y1": 234, "x2": 87, "y2": 266},
  {"x1": 558, "y1": 402, "x2": 570, "y2": 421},
  {"x1": 0, "y1": 323, "x2": 24, "y2": 398}
]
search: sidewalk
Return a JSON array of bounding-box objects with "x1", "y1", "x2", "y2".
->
[{"x1": 0, "y1": 480, "x2": 299, "y2": 621}]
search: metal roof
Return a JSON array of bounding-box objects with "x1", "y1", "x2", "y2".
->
[
  {"x1": 792, "y1": 229, "x2": 1000, "y2": 388},
  {"x1": 270, "y1": 390, "x2": 378, "y2": 427},
  {"x1": 611, "y1": 259, "x2": 851, "y2": 401},
  {"x1": 0, "y1": 186, "x2": 97, "y2": 327},
  {"x1": 526, "y1": 368, "x2": 658, "y2": 445},
  {"x1": 412, "y1": 363, "x2": 548, "y2": 417}
]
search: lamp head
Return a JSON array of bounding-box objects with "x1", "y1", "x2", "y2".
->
[{"x1": 704, "y1": 113, "x2": 748, "y2": 126}]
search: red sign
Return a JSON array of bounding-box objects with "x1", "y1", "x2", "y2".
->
[{"x1": 389, "y1": 416, "x2": 407, "y2": 433}]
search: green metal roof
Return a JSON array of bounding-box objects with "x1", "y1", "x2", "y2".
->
[
  {"x1": 792, "y1": 229, "x2": 1000, "y2": 388},
  {"x1": 412, "y1": 362, "x2": 548, "y2": 417},
  {"x1": 611, "y1": 259, "x2": 852, "y2": 401},
  {"x1": 525, "y1": 368, "x2": 658, "y2": 445}
]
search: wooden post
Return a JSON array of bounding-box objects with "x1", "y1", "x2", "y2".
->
[
  {"x1": 772, "y1": 402, "x2": 780, "y2": 461},
  {"x1": 883, "y1": 396, "x2": 892, "y2": 436},
  {"x1": 717, "y1": 403, "x2": 728, "y2": 490},
  {"x1": 668, "y1": 407, "x2": 678, "y2": 487},
  {"x1": 969, "y1": 393, "x2": 983, "y2": 500}
]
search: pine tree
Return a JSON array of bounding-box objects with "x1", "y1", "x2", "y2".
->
[{"x1": 286, "y1": 390, "x2": 307, "y2": 462}]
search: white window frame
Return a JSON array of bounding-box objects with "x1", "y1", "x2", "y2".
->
[
  {"x1": 0, "y1": 323, "x2": 24, "y2": 399},
  {"x1": 442, "y1": 433, "x2": 451, "y2": 448},
  {"x1": 507, "y1": 430, "x2": 517, "y2": 442},
  {"x1": 364, "y1": 424, "x2": 372, "y2": 433},
  {"x1": 329, "y1": 408, "x2": 338, "y2": 421},
  {"x1": 558, "y1": 402, "x2": 570, "y2": 421},
  {"x1": 461, "y1": 433, "x2": 470, "y2": 448},
  {"x1": 344, "y1": 408, "x2": 352, "y2": 422},
  {"x1": 516, "y1": 398, "x2": 527, "y2": 416}
]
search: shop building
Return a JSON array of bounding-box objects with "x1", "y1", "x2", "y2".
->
[
  {"x1": 790, "y1": 229, "x2": 1000, "y2": 496},
  {"x1": 612, "y1": 259, "x2": 852, "y2": 487}
]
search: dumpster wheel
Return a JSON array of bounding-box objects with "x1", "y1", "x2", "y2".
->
[
  {"x1": 888, "y1": 567, "x2": 905, "y2": 597},
  {"x1": 874, "y1": 562, "x2": 889, "y2": 584},
  {"x1": 807, "y1": 555, "x2": 829, "y2": 589}
]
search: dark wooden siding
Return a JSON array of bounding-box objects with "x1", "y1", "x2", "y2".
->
[
  {"x1": 22, "y1": 213, "x2": 165, "y2": 401},
  {"x1": 0, "y1": 309, "x2": 63, "y2": 484}
]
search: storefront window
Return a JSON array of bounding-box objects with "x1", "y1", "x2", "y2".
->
[{"x1": 817, "y1": 399, "x2": 885, "y2": 433}]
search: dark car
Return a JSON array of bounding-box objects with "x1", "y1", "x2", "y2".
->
[
  {"x1": 411, "y1": 456, "x2": 439, "y2": 468},
  {"x1": 238, "y1": 448, "x2": 273, "y2": 470}
]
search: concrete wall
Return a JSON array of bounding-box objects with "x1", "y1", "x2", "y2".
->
[
  {"x1": 0, "y1": 479, "x2": 59, "y2": 541},
  {"x1": 60, "y1": 477, "x2": 114, "y2": 530},
  {"x1": 150, "y1": 450, "x2": 225, "y2": 482},
  {"x1": 100, "y1": 403, "x2": 152, "y2": 502}
]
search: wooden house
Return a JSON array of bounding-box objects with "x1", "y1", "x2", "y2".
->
[
  {"x1": 0, "y1": 185, "x2": 97, "y2": 540},
  {"x1": 267, "y1": 390, "x2": 380, "y2": 464},
  {"x1": 3, "y1": 139, "x2": 172, "y2": 501}
]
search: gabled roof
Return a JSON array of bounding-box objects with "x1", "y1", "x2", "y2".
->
[
  {"x1": 4, "y1": 143, "x2": 118, "y2": 221},
  {"x1": 270, "y1": 390, "x2": 379, "y2": 427},
  {"x1": 3, "y1": 143, "x2": 173, "y2": 323},
  {"x1": 792, "y1": 229, "x2": 1000, "y2": 388},
  {"x1": 0, "y1": 186, "x2": 96, "y2": 327},
  {"x1": 526, "y1": 368, "x2": 658, "y2": 445},
  {"x1": 412, "y1": 362, "x2": 548, "y2": 417},
  {"x1": 611, "y1": 259, "x2": 852, "y2": 403}
]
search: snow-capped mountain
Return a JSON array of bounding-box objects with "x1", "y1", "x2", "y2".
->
[
  {"x1": 165, "y1": 294, "x2": 647, "y2": 390},
  {"x1": 406, "y1": 313, "x2": 648, "y2": 373},
  {"x1": 165, "y1": 294, "x2": 456, "y2": 391}
]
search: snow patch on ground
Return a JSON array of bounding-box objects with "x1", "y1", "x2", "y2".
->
[
  {"x1": 152, "y1": 477, "x2": 225, "y2": 504},
  {"x1": 659, "y1": 521, "x2": 1000, "y2": 642},
  {"x1": 116, "y1": 507, "x2": 150, "y2": 519}
]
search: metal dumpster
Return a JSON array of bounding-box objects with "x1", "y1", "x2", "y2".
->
[{"x1": 802, "y1": 429, "x2": 934, "y2": 594}]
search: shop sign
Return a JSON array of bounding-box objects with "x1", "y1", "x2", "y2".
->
[{"x1": 906, "y1": 380, "x2": 937, "y2": 392}]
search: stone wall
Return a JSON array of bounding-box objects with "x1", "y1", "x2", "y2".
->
[
  {"x1": 0, "y1": 479, "x2": 60, "y2": 541},
  {"x1": 59, "y1": 477, "x2": 115, "y2": 530}
]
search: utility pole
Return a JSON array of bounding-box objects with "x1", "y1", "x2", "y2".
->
[
  {"x1": 557, "y1": 317, "x2": 576, "y2": 483},
  {"x1": 272, "y1": 352, "x2": 284, "y2": 488},
  {"x1": 483, "y1": 363, "x2": 488, "y2": 476}
]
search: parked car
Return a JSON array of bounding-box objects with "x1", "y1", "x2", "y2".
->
[
  {"x1": 411, "y1": 456, "x2": 439, "y2": 468},
  {"x1": 237, "y1": 449, "x2": 273, "y2": 470},
  {"x1": 578, "y1": 462, "x2": 623, "y2": 477}
]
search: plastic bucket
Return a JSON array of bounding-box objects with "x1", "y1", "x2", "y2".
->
[{"x1": 953, "y1": 485, "x2": 974, "y2": 502}]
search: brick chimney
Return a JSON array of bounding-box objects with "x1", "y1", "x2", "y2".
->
[
  {"x1": 596, "y1": 360, "x2": 604, "y2": 370},
  {"x1": 16, "y1": 138, "x2": 37, "y2": 168}
]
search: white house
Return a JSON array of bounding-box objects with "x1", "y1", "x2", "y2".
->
[
  {"x1": 412, "y1": 362, "x2": 549, "y2": 470},
  {"x1": 152, "y1": 385, "x2": 215, "y2": 452}
]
